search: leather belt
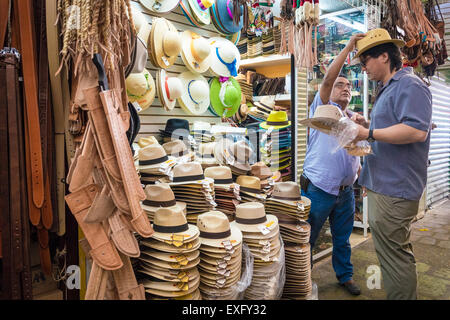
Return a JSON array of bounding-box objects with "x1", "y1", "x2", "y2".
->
[{"x1": 339, "y1": 185, "x2": 351, "y2": 192}]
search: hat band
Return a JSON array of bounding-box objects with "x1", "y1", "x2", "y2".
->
[
  {"x1": 143, "y1": 199, "x2": 177, "y2": 207},
  {"x1": 139, "y1": 155, "x2": 168, "y2": 166},
  {"x1": 141, "y1": 180, "x2": 155, "y2": 185},
  {"x1": 200, "y1": 229, "x2": 231, "y2": 239},
  {"x1": 240, "y1": 186, "x2": 261, "y2": 194},
  {"x1": 188, "y1": 80, "x2": 200, "y2": 105},
  {"x1": 266, "y1": 120, "x2": 289, "y2": 126},
  {"x1": 190, "y1": 34, "x2": 203, "y2": 63},
  {"x1": 173, "y1": 174, "x2": 205, "y2": 183},
  {"x1": 140, "y1": 172, "x2": 158, "y2": 178},
  {"x1": 235, "y1": 216, "x2": 267, "y2": 225},
  {"x1": 216, "y1": 47, "x2": 237, "y2": 77},
  {"x1": 153, "y1": 223, "x2": 189, "y2": 234},
  {"x1": 170, "y1": 149, "x2": 188, "y2": 157},
  {"x1": 272, "y1": 195, "x2": 302, "y2": 201},
  {"x1": 165, "y1": 76, "x2": 173, "y2": 101},
  {"x1": 214, "y1": 178, "x2": 233, "y2": 184}
]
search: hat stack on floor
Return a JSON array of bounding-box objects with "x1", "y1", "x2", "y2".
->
[
  {"x1": 250, "y1": 162, "x2": 281, "y2": 194},
  {"x1": 195, "y1": 142, "x2": 219, "y2": 169},
  {"x1": 169, "y1": 162, "x2": 217, "y2": 224},
  {"x1": 138, "y1": 206, "x2": 202, "y2": 300},
  {"x1": 163, "y1": 140, "x2": 195, "y2": 163},
  {"x1": 235, "y1": 175, "x2": 267, "y2": 204},
  {"x1": 264, "y1": 181, "x2": 312, "y2": 299},
  {"x1": 260, "y1": 110, "x2": 292, "y2": 180},
  {"x1": 214, "y1": 139, "x2": 253, "y2": 177},
  {"x1": 204, "y1": 166, "x2": 239, "y2": 221},
  {"x1": 141, "y1": 183, "x2": 187, "y2": 223},
  {"x1": 231, "y1": 202, "x2": 285, "y2": 299},
  {"x1": 197, "y1": 211, "x2": 244, "y2": 299},
  {"x1": 136, "y1": 143, "x2": 174, "y2": 185}
]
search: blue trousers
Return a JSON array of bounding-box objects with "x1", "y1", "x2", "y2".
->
[{"x1": 302, "y1": 182, "x2": 355, "y2": 284}]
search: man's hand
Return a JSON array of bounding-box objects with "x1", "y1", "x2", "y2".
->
[
  {"x1": 346, "y1": 33, "x2": 367, "y2": 52},
  {"x1": 353, "y1": 124, "x2": 369, "y2": 142},
  {"x1": 362, "y1": 187, "x2": 367, "y2": 197},
  {"x1": 351, "y1": 113, "x2": 369, "y2": 128}
]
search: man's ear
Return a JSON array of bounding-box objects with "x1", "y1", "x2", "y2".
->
[{"x1": 381, "y1": 52, "x2": 389, "y2": 64}]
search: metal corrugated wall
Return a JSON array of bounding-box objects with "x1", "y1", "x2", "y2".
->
[{"x1": 427, "y1": 76, "x2": 450, "y2": 207}]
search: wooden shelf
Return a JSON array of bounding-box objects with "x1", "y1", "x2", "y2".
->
[
  {"x1": 240, "y1": 54, "x2": 291, "y2": 68},
  {"x1": 253, "y1": 94, "x2": 291, "y2": 102}
]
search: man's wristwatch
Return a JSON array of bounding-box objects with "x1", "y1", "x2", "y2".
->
[{"x1": 367, "y1": 128, "x2": 375, "y2": 143}]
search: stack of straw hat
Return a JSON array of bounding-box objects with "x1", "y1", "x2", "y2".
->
[
  {"x1": 136, "y1": 144, "x2": 174, "y2": 186},
  {"x1": 141, "y1": 183, "x2": 187, "y2": 223},
  {"x1": 249, "y1": 162, "x2": 281, "y2": 194},
  {"x1": 214, "y1": 139, "x2": 253, "y2": 176},
  {"x1": 235, "y1": 175, "x2": 267, "y2": 204}
]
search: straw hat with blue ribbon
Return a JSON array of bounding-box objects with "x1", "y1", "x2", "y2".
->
[
  {"x1": 208, "y1": 37, "x2": 240, "y2": 77},
  {"x1": 178, "y1": 71, "x2": 211, "y2": 115}
]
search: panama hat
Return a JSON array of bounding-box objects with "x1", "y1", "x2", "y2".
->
[
  {"x1": 232, "y1": 202, "x2": 278, "y2": 234},
  {"x1": 269, "y1": 182, "x2": 311, "y2": 207},
  {"x1": 299, "y1": 104, "x2": 344, "y2": 135},
  {"x1": 140, "y1": 0, "x2": 180, "y2": 13},
  {"x1": 260, "y1": 111, "x2": 291, "y2": 130},
  {"x1": 209, "y1": 37, "x2": 240, "y2": 77},
  {"x1": 141, "y1": 237, "x2": 201, "y2": 253},
  {"x1": 151, "y1": 18, "x2": 182, "y2": 69},
  {"x1": 142, "y1": 248, "x2": 200, "y2": 265},
  {"x1": 139, "y1": 265, "x2": 199, "y2": 284},
  {"x1": 197, "y1": 211, "x2": 242, "y2": 248},
  {"x1": 152, "y1": 206, "x2": 200, "y2": 242},
  {"x1": 125, "y1": 69, "x2": 156, "y2": 112},
  {"x1": 353, "y1": 28, "x2": 406, "y2": 60},
  {"x1": 137, "y1": 144, "x2": 172, "y2": 170},
  {"x1": 250, "y1": 162, "x2": 281, "y2": 186},
  {"x1": 181, "y1": 31, "x2": 213, "y2": 74},
  {"x1": 138, "y1": 136, "x2": 159, "y2": 148},
  {"x1": 204, "y1": 166, "x2": 234, "y2": 188},
  {"x1": 178, "y1": 71, "x2": 210, "y2": 115},
  {"x1": 235, "y1": 176, "x2": 265, "y2": 199},
  {"x1": 157, "y1": 69, "x2": 183, "y2": 111},
  {"x1": 254, "y1": 96, "x2": 275, "y2": 113},
  {"x1": 187, "y1": 0, "x2": 212, "y2": 25},
  {"x1": 141, "y1": 183, "x2": 187, "y2": 214},
  {"x1": 143, "y1": 275, "x2": 200, "y2": 297},
  {"x1": 169, "y1": 162, "x2": 209, "y2": 185},
  {"x1": 209, "y1": 77, "x2": 241, "y2": 118},
  {"x1": 163, "y1": 140, "x2": 194, "y2": 160},
  {"x1": 214, "y1": 0, "x2": 244, "y2": 34},
  {"x1": 196, "y1": 142, "x2": 218, "y2": 167}
]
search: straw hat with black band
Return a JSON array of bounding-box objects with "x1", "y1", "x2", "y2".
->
[{"x1": 260, "y1": 110, "x2": 291, "y2": 130}]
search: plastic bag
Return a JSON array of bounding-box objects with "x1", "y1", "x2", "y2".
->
[{"x1": 330, "y1": 117, "x2": 373, "y2": 156}]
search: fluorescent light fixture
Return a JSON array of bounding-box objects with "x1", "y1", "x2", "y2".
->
[{"x1": 325, "y1": 15, "x2": 366, "y2": 32}]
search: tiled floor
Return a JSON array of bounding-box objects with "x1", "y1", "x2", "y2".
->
[{"x1": 311, "y1": 199, "x2": 450, "y2": 300}]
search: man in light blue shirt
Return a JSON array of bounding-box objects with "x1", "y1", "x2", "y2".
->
[{"x1": 301, "y1": 33, "x2": 366, "y2": 296}]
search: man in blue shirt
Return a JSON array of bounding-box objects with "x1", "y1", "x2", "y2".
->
[
  {"x1": 352, "y1": 29, "x2": 432, "y2": 299},
  {"x1": 301, "y1": 33, "x2": 366, "y2": 296}
]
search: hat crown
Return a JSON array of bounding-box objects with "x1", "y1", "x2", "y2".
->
[
  {"x1": 139, "y1": 144, "x2": 167, "y2": 161},
  {"x1": 199, "y1": 142, "x2": 215, "y2": 154},
  {"x1": 163, "y1": 31, "x2": 182, "y2": 57},
  {"x1": 313, "y1": 104, "x2": 344, "y2": 120},
  {"x1": 267, "y1": 110, "x2": 288, "y2": 123},
  {"x1": 251, "y1": 162, "x2": 272, "y2": 179},
  {"x1": 172, "y1": 162, "x2": 204, "y2": 178},
  {"x1": 164, "y1": 118, "x2": 190, "y2": 132},
  {"x1": 259, "y1": 96, "x2": 276, "y2": 108},
  {"x1": 167, "y1": 77, "x2": 183, "y2": 99},
  {"x1": 154, "y1": 206, "x2": 187, "y2": 228},
  {"x1": 224, "y1": 85, "x2": 240, "y2": 106},
  {"x1": 162, "y1": 140, "x2": 188, "y2": 156},
  {"x1": 138, "y1": 136, "x2": 159, "y2": 148},
  {"x1": 145, "y1": 183, "x2": 175, "y2": 202},
  {"x1": 218, "y1": 46, "x2": 236, "y2": 64},
  {"x1": 126, "y1": 70, "x2": 152, "y2": 96},
  {"x1": 190, "y1": 80, "x2": 209, "y2": 101},
  {"x1": 192, "y1": 37, "x2": 211, "y2": 61},
  {"x1": 272, "y1": 181, "x2": 301, "y2": 199},
  {"x1": 357, "y1": 28, "x2": 392, "y2": 51},
  {"x1": 236, "y1": 175, "x2": 261, "y2": 190},
  {"x1": 204, "y1": 166, "x2": 232, "y2": 180},
  {"x1": 197, "y1": 211, "x2": 230, "y2": 234},
  {"x1": 230, "y1": 141, "x2": 252, "y2": 162},
  {"x1": 235, "y1": 202, "x2": 266, "y2": 221}
]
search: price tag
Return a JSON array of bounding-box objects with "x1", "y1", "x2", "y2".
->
[
  {"x1": 217, "y1": 269, "x2": 231, "y2": 277},
  {"x1": 297, "y1": 202, "x2": 305, "y2": 211},
  {"x1": 258, "y1": 225, "x2": 271, "y2": 235},
  {"x1": 217, "y1": 261, "x2": 228, "y2": 269},
  {"x1": 132, "y1": 101, "x2": 142, "y2": 113},
  {"x1": 210, "y1": 200, "x2": 218, "y2": 207},
  {"x1": 233, "y1": 184, "x2": 242, "y2": 201},
  {"x1": 296, "y1": 225, "x2": 304, "y2": 232},
  {"x1": 161, "y1": 55, "x2": 170, "y2": 67}
]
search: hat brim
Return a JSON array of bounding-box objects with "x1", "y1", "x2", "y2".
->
[
  {"x1": 260, "y1": 121, "x2": 291, "y2": 130},
  {"x1": 169, "y1": 176, "x2": 214, "y2": 186},
  {"x1": 231, "y1": 214, "x2": 278, "y2": 233},
  {"x1": 157, "y1": 69, "x2": 177, "y2": 111},
  {"x1": 142, "y1": 247, "x2": 200, "y2": 263},
  {"x1": 353, "y1": 39, "x2": 406, "y2": 59},
  {"x1": 137, "y1": 156, "x2": 176, "y2": 170},
  {"x1": 299, "y1": 117, "x2": 342, "y2": 135},
  {"x1": 142, "y1": 201, "x2": 187, "y2": 215},
  {"x1": 216, "y1": 2, "x2": 243, "y2": 34},
  {"x1": 144, "y1": 276, "x2": 200, "y2": 297},
  {"x1": 152, "y1": 18, "x2": 179, "y2": 69},
  {"x1": 127, "y1": 70, "x2": 156, "y2": 112},
  {"x1": 198, "y1": 224, "x2": 242, "y2": 248},
  {"x1": 151, "y1": 223, "x2": 200, "y2": 242},
  {"x1": 140, "y1": 0, "x2": 180, "y2": 13},
  {"x1": 181, "y1": 31, "x2": 212, "y2": 74},
  {"x1": 187, "y1": 0, "x2": 211, "y2": 25}
]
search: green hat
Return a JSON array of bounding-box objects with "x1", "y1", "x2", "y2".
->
[{"x1": 209, "y1": 77, "x2": 242, "y2": 118}]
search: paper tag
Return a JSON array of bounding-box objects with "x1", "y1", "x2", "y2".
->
[
  {"x1": 210, "y1": 200, "x2": 218, "y2": 207},
  {"x1": 265, "y1": 221, "x2": 274, "y2": 228},
  {"x1": 297, "y1": 202, "x2": 305, "y2": 211},
  {"x1": 268, "y1": 177, "x2": 275, "y2": 186},
  {"x1": 261, "y1": 245, "x2": 271, "y2": 254},
  {"x1": 132, "y1": 101, "x2": 142, "y2": 113},
  {"x1": 175, "y1": 255, "x2": 188, "y2": 266},
  {"x1": 266, "y1": 127, "x2": 274, "y2": 135},
  {"x1": 176, "y1": 282, "x2": 189, "y2": 291},
  {"x1": 258, "y1": 225, "x2": 271, "y2": 235},
  {"x1": 169, "y1": 262, "x2": 181, "y2": 269},
  {"x1": 217, "y1": 268, "x2": 231, "y2": 277},
  {"x1": 222, "y1": 240, "x2": 233, "y2": 252},
  {"x1": 217, "y1": 261, "x2": 228, "y2": 269},
  {"x1": 233, "y1": 184, "x2": 242, "y2": 200},
  {"x1": 161, "y1": 55, "x2": 170, "y2": 67},
  {"x1": 216, "y1": 278, "x2": 226, "y2": 285},
  {"x1": 222, "y1": 254, "x2": 232, "y2": 261},
  {"x1": 296, "y1": 225, "x2": 304, "y2": 232}
]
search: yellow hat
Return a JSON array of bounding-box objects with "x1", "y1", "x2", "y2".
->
[
  {"x1": 126, "y1": 69, "x2": 156, "y2": 112},
  {"x1": 354, "y1": 28, "x2": 405, "y2": 59},
  {"x1": 260, "y1": 111, "x2": 291, "y2": 130}
]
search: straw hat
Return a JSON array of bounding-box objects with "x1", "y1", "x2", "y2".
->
[
  {"x1": 169, "y1": 162, "x2": 209, "y2": 185},
  {"x1": 141, "y1": 237, "x2": 201, "y2": 253},
  {"x1": 196, "y1": 142, "x2": 218, "y2": 166},
  {"x1": 126, "y1": 7, "x2": 150, "y2": 76},
  {"x1": 299, "y1": 104, "x2": 344, "y2": 135},
  {"x1": 204, "y1": 166, "x2": 234, "y2": 188},
  {"x1": 139, "y1": 265, "x2": 199, "y2": 283},
  {"x1": 178, "y1": 71, "x2": 210, "y2": 115},
  {"x1": 143, "y1": 276, "x2": 200, "y2": 297},
  {"x1": 232, "y1": 202, "x2": 278, "y2": 234},
  {"x1": 260, "y1": 111, "x2": 291, "y2": 130},
  {"x1": 137, "y1": 144, "x2": 171, "y2": 170},
  {"x1": 269, "y1": 181, "x2": 310, "y2": 207},
  {"x1": 142, "y1": 183, "x2": 187, "y2": 214},
  {"x1": 209, "y1": 37, "x2": 241, "y2": 77},
  {"x1": 353, "y1": 28, "x2": 406, "y2": 60},
  {"x1": 152, "y1": 206, "x2": 199, "y2": 242},
  {"x1": 229, "y1": 140, "x2": 253, "y2": 163},
  {"x1": 162, "y1": 140, "x2": 194, "y2": 160},
  {"x1": 151, "y1": 18, "x2": 182, "y2": 69},
  {"x1": 209, "y1": 77, "x2": 241, "y2": 118},
  {"x1": 140, "y1": 0, "x2": 180, "y2": 13},
  {"x1": 254, "y1": 96, "x2": 275, "y2": 113},
  {"x1": 187, "y1": 0, "x2": 212, "y2": 25},
  {"x1": 197, "y1": 211, "x2": 242, "y2": 248},
  {"x1": 125, "y1": 69, "x2": 156, "y2": 112},
  {"x1": 236, "y1": 176, "x2": 265, "y2": 198},
  {"x1": 157, "y1": 69, "x2": 183, "y2": 111},
  {"x1": 181, "y1": 30, "x2": 213, "y2": 73},
  {"x1": 138, "y1": 136, "x2": 159, "y2": 148}
]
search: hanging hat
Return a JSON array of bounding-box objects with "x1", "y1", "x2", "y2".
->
[
  {"x1": 180, "y1": 0, "x2": 202, "y2": 27},
  {"x1": 126, "y1": 69, "x2": 156, "y2": 112},
  {"x1": 178, "y1": 71, "x2": 210, "y2": 115},
  {"x1": 187, "y1": 0, "x2": 212, "y2": 25},
  {"x1": 142, "y1": 183, "x2": 187, "y2": 215},
  {"x1": 157, "y1": 69, "x2": 183, "y2": 111},
  {"x1": 126, "y1": 7, "x2": 150, "y2": 76},
  {"x1": 197, "y1": 211, "x2": 242, "y2": 248},
  {"x1": 140, "y1": 0, "x2": 180, "y2": 13},
  {"x1": 209, "y1": 77, "x2": 241, "y2": 118},
  {"x1": 181, "y1": 31, "x2": 213, "y2": 74},
  {"x1": 353, "y1": 28, "x2": 406, "y2": 60},
  {"x1": 137, "y1": 144, "x2": 171, "y2": 170},
  {"x1": 204, "y1": 166, "x2": 234, "y2": 188},
  {"x1": 151, "y1": 18, "x2": 182, "y2": 69},
  {"x1": 232, "y1": 202, "x2": 278, "y2": 234},
  {"x1": 152, "y1": 206, "x2": 200, "y2": 242},
  {"x1": 213, "y1": 0, "x2": 244, "y2": 34},
  {"x1": 298, "y1": 104, "x2": 344, "y2": 135},
  {"x1": 209, "y1": 37, "x2": 240, "y2": 77},
  {"x1": 260, "y1": 111, "x2": 291, "y2": 130}
]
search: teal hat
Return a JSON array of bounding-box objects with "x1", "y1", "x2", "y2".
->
[{"x1": 209, "y1": 77, "x2": 241, "y2": 118}]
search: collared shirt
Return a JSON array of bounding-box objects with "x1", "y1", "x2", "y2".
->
[
  {"x1": 303, "y1": 93, "x2": 360, "y2": 196},
  {"x1": 359, "y1": 67, "x2": 432, "y2": 201}
]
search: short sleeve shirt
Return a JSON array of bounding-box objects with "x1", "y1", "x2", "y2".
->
[
  {"x1": 303, "y1": 93, "x2": 360, "y2": 196},
  {"x1": 359, "y1": 67, "x2": 432, "y2": 201}
]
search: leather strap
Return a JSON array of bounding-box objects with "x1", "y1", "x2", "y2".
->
[
  {"x1": 85, "y1": 262, "x2": 109, "y2": 300},
  {"x1": 0, "y1": 0, "x2": 9, "y2": 47},
  {"x1": 108, "y1": 209, "x2": 140, "y2": 258},
  {"x1": 111, "y1": 251, "x2": 146, "y2": 300},
  {"x1": 17, "y1": 0, "x2": 44, "y2": 209}
]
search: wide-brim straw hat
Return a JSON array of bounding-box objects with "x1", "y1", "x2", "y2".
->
[
  {"x1": 204, "y1": 166, "x2": 234, "y2": 188},
  {"x1": 151, "y1": 206, "x2": 200, "y2": 242},
  {"x1": 181, "y1": 30, "x2": 213, "y2": 73},
  {"x1": 197, "y1": 211, "x2": 242, "y2": 248},
  {"x1": 231, "y1": 202, "x2": 278, "y2": 234},
  {"x1": 141, "y1": 247, "x2": 200, "y2": 264},
  {"x1": 151, "y1": 18, "x2": 182, "y2": 69},
  {"x1": 353, "y1": 28, "x2": 406, "y2": 60},
  {"x1": 299, "y1": 104, "x2": 345, "y2": 135},
  {"x1": 139, "y1": 265, "x2": 199, "y2": 285},
  {"x1": 125, "y1": 68, "x2": 156, "y2": 112},
  {"x1": 141, "y1": 237, "x2": 201, "y2": 253},
  {"x1": 140, "y1": 0, "x2": 180, "y2": 13},
  {"x1": 187, "y1": 0, "x2": 212, "y2": 25},
  {"x1": 157, "y1": 69, "x2": 183, "y2": 111},
  {"x1": 178, "y1": 71, "x2": 211, "y2": 115},
  {"x1": 208, "y1": 37, "x2": 241, "y2": 77},
  {"x1": 143, "y1": 275, "x2": 200, "y2": 297}
]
